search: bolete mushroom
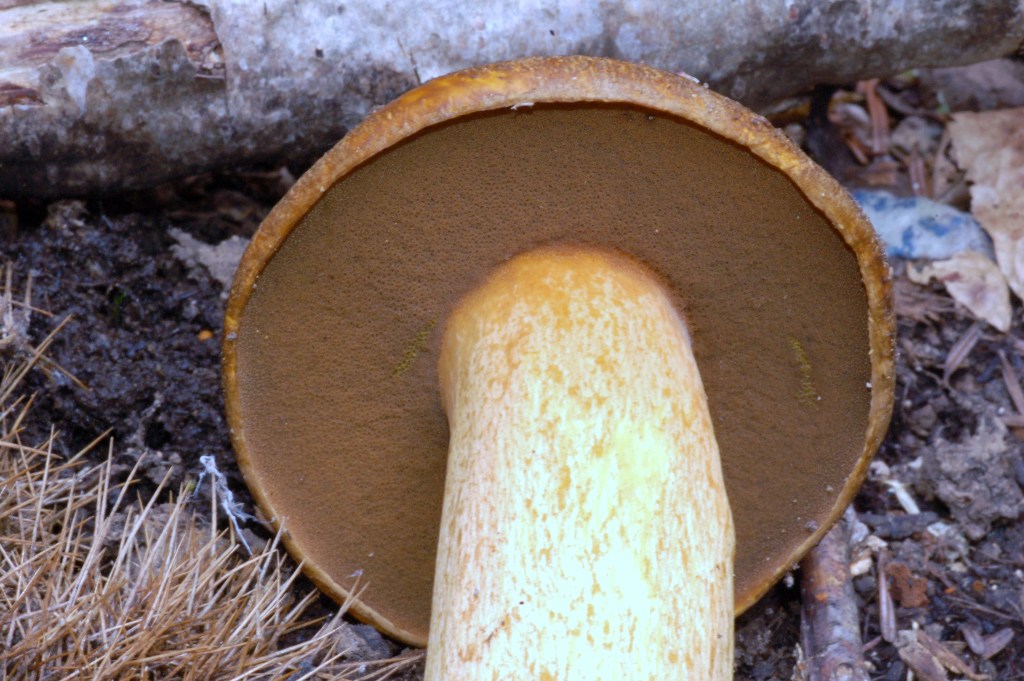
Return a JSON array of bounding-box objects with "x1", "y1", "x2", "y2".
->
[{"x1": 223, "y1": 57, "x2": 894, "y2": 677}]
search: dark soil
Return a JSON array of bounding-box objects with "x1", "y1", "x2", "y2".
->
[
  {"x1": 3, "y1": 68, "x2": 1024, "y2": 680},
  {"x1": 2, "y1": 179, "x2": 277, "y2": 497}
]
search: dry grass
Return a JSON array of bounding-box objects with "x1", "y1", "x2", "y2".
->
[{"x1": 0, "y1": 288, "x2": 423, "y2": 680}]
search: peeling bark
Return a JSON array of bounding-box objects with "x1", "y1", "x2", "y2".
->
[{"x1": 2, "y1": 0, "x2": 1023, "y2": 197}]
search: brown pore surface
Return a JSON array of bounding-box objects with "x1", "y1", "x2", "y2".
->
[{"x1": 223, "y1": 58, "x2": 895, "y2": 648}]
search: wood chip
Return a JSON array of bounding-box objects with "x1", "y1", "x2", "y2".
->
[
  {"x1": 981, "y1": 627, "x2": 1014, "y2": 659},
  {"x1": 961, "y1": 623, "x2": 986, "y2": 656},
  {"x1": 897, "y1": 631, "x2": 950, "y2": 681},
  {"x1": 916, "y1": 629, "x2": 987, "y2": 680},
  {"x1": 897, "y1": 629, "x2": 989, "y2": 681}
]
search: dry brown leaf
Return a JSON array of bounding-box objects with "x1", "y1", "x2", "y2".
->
[
  {"x1": 949, "y1": 108, "x2": 1024, "y2": 301},
  {"x1": 908, "y1": 251, "x2": 1012, "y2": 332}
]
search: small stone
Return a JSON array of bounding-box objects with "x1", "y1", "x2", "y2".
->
[{"x1": 334, "y1": 622, "x2": 394, "y2": 661}]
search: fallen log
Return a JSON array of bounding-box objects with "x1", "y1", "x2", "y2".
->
[{"x1": 2, "y1": 0, "x2": 1023, "y2": 197}]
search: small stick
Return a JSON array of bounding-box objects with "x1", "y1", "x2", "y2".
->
[
  {"x1": 800, "y1": 506, "x2": 870, "y2": 681},
  {"x1": 877, "y1": 549, "x2": 897, "y2": 643}
]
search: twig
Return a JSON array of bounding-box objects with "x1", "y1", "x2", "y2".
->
[
  {"x1": 799, "y1": 506, "x2": 870, "y2": 681},
  {"x1": 945, "y1": 596, "x2": 1021, "y2": 623},
  {"x1": 1000, "y1": 413, "x2": 1024, "y2": 428}
]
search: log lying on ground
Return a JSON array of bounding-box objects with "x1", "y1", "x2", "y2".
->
[{"x1": 2, "y1": 0, "x2": 1023, "y2": 198}]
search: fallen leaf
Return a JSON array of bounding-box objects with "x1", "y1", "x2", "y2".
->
[
  {"x1": 908, "y1": 251, "x2": 1012, "y2": 332},
  {"x1": 949, "y1": 108, "x2": 1024, "y2": 302}
]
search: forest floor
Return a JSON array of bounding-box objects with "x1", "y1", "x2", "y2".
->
[{"x1": 2, "y1": 59, "x2": 1024, "y2": 680}]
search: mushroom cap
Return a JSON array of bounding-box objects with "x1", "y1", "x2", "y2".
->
[{"x1": 222, "y1": 56, "x2": 895, "y2": 648}]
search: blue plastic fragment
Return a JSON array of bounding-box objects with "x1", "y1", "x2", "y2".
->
[{"x1": 852, "y1": 189, "x2": 993, "y2": 260}]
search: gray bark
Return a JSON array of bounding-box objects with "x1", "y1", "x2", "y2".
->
[{"x1": 2, "y1": 0, "x2": 1023, "y2": 198}]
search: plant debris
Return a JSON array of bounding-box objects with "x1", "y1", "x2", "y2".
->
[
  {"x1": 908, "y1": 252, "x2": 1012, "y2": 332},
  {"x1": 0, "y1": 309, "x2": 425, "y2": 680},
  {"x1": 3, "y1": 62, "x2": 1024, "y2": 680}
]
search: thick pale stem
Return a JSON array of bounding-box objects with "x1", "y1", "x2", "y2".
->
[{"x1": 426, "y1": 245, "x2": 734, "y2": 680}]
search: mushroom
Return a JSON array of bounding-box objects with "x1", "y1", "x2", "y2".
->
[
  {"x1": 222, "y1": 57, "x2": 895, "y2": 676},
  {"x1": 429, "y1": 244, "x2": 733, "y2": 677}
]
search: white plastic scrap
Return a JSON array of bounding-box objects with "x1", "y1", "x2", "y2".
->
[{"x1": 194, "y1": 454, "x2": 256, "y2": 555}]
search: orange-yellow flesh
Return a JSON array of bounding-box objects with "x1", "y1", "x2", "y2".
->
[{"x1": 233, "y1": 104, "x2": 871, "y2": 643}]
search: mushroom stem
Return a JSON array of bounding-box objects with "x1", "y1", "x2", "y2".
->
[{"x1": 428, "y1": 245, "x2": 735, "y2": 679}]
